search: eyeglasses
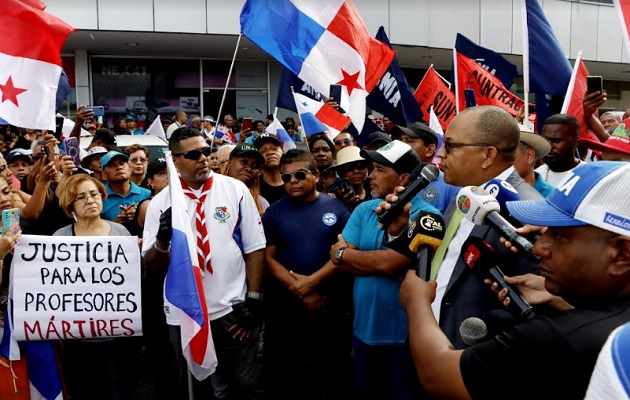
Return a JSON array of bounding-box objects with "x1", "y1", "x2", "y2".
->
[
  {"x1": 281, "y1": 169, "x2": 312, "y2": 183},
  {"x1": 130, "y1": 157, "x2": 148, "y2": 164},
  {"x1": 443, "y1": 141, "x2": 492, "y2": 154},
  {"x1": 74, "y1": 192, "x2": 101, "y2": 203},
  {"x1": 334, "y1": 139, "x2": 354, "y2": 146},
  {"x1": 340, "y1": 161, "x2": 368, "y2": 173},
  {"x1": 172, "y1": 146, "x2": 213, "y2": 160}
]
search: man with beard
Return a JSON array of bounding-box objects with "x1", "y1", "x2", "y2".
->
[{"x1": 535, "y1": 114, "x2": 583, "y2": 186}]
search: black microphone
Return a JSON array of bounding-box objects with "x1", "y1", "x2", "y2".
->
[
  {"x1": 408, "y1": 211, "x2": 445, "y2": 280},
  {"x1": 377, "y1": 163, "x2": 440, "y2": 230},
  {"x1": 461, "y1": 236, "x2": 536, "y2": 320},
  {"x1": 456, "y1": 186, "x2": 539, "y2": 262},
  {"x1": 459, "y1": 317, "x2": 489, "y2": 347}
]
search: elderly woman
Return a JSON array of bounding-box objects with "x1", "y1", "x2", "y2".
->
[
  {"x1": 327, "y1": 146, "x2": 371, "y2": 210},
  {"x1": 53, "y1": 174, "x2": 134, "y2": 399},
  {"x1": 224, "y1": 144, "x2": 270, "y2": 214}
]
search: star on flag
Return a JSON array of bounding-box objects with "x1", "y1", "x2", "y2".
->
[{"x1": 0, "y1": 76, "x2": 27, "y2": 107}]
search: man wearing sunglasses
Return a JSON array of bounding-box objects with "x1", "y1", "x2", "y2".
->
[
  {"x1": 142, "y1": 127, "x2": 266, "y2": 399},
  {"x1": 417, "y1": 105, "x2": 542, "y2": 349},
  {"x1": 262, "y1": 149, "x2": 353, "y2": 399},
  {"x1": 333, "y1": 131, "x2": 356, "y2": 153},
  {"x1": 330, "y1": 140, "x2": 441, "y2": 400},
  {"x1": 391, "y1": 121, "x2": 460, "y2": 213}
]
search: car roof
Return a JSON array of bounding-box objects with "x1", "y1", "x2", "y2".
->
[{"x1": 80, "y1": 134, "x2": 169, "y2": 162}]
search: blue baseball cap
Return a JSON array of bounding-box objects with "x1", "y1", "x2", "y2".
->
[
  {"x1": 101, "y1": 151, "x2": 129, "y2": 168},
  {"x1": 506, "y1": 162, "x2": 630, "y2": 236}
]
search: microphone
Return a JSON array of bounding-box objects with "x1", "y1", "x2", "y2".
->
[
  {"x1": 377, "y1": 163, "x2": 440, "y2": 230},
  {"x1": 456, "y1": 186, "x2": 539, "y2": 261},
  {"x1": 482, "y1": 179, "x2": 520, "y2": 218},
  {"x1": 408, "y1": 211, "x2": 445, "y2": 280},
  {"x1": 459, "y1": 317, "x2": 488, "y2": 347},
  {"x1": 460, "y1": 236, "x2": 536, "y2": 320}
]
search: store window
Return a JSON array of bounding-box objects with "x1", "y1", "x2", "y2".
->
[
  {"x1": 202, "y1": 60, "x2": 269, "y2": 123},
  {"x1": 91, "y1": 58, "x2": 200, "y2": 130}
]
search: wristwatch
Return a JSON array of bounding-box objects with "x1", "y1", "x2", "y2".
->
[
  {"x1": 335, "y1": 247, "x2": 347, "y2": 263},
  {"x1": 246, "y1": 291, "x2": 262, "y2": 301}
]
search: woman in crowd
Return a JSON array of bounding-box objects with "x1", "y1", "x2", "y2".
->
[
  {"x1": 224, "y1": 144, "x2": 270, "y2": 214},
  {"x1": 308, "y1": 133, "x2": 337, "y2": 193},
  {"x1": 54, "y1": 174, "x2": 137, "y2": 399},
  {"x1": 135, "y1": 157, "x2": 168, "y2": 231},
  {"x1": 327, "y1": 146, "x2": 371, "y2": 210}
]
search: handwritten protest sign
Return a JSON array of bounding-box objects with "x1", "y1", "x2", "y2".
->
[{"x1": 10, "y1": 235, "x2": 142, "y2": 341}]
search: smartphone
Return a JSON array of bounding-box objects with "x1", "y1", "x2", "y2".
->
[
  {"x1": 54, "y1": 116, "x2": 65, "y2": 139},
  {"x1": 464, "y1": 89, "x2": 477, "y2": 108},
  {"x1": 329, "y1": 84, "x2": 342, "y2": 105},
  {"x1": 328, "y1": 178, "x2": 356, "y2": 198},
  {"x1": 242, "y1": 118, "x2": 253, "y2": 131},
  {"x1": 84, "y1": 106, "x2": 105, "y2": 117},
  {"x1": 2, "y1": 208, "x2": 20, "y2": 236},
  {"x1": 42, "y1": 142, "x2": 56, "y2": 163},
  {"x1": 586, "y1": 76, "x2": 603, "y2": 94},
  {"x1": 65, "y1": 137, "x2": 81, "y2": 168}
]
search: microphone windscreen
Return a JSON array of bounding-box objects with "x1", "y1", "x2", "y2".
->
[
  {"x1": 456, "y1": 186, "x2": 501, "y2": 225},
  {"x1": 459, "y1": 317, "x2": 488, "y2": 347}
]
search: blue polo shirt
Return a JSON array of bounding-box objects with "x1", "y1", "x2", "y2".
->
[
  {"x1": 101, "y1": 182, "x2": 151, "y2": 221},
  {"x1": 418, "y1": 170, "x2": 460, "y2": 214},
  {"x1": 533, "y1": 171, "x2": 555, "y2": 198},
  {"x1": 342, "y1": 197, "x2": 441, "y2": 345}
]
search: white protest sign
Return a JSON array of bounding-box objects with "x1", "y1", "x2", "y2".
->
[{"x1": 10, "y1": 235, "x2": 142, "y2": 341}]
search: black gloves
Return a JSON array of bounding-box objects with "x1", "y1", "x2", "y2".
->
[
  {"x1": 156, "y1": 207, "x2": 172, "y2": 243},
  {"x1": 232, "y1": 298, "x2": 263, "y2": 330}
]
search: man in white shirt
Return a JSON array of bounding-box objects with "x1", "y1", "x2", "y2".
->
[
  {"x1": 535, "y1": 114, "x2": 582, "y2": 186},
  {"x1": 143, "y1": 127, "x2": 266, "y2": 399},
  {"x1": 166, "y1": 110, "x2": 188, "y2": 139}
]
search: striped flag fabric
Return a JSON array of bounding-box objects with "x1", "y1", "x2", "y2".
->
[
  {"x1": 164, "y1": 154, "x2": 217, "y2": 380},
  {"x1": 266, "y1": 117, "x2": 296, "y2": 151},
  {"x1": 293, "y1": 92, "x2": 351, "y2": 139},
  {"x1": 0, "y1": 0, "x2": 74, "y2": 130},
  {"x1": 241, "y1": 0, "x2": 395, "y2": 131},
  {"x1": 560, "y1": 52, "x2": 599, "y2": 142}
]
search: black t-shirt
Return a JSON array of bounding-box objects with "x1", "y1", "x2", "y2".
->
[
  {"x1": 460, "y1": 298, "x2": 630, "y2": 400},
  {"x1": 259, "y1": 174, "x2": 286, "y2": 205}
]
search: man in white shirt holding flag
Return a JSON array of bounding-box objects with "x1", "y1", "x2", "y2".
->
[{"x1": 143, "y1": 126, "x2": 266, "y2": 399}]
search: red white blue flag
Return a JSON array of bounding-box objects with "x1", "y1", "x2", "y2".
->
[
  {"x1": 293, "y1": 92, "x2": 351, "y2": 140},
  {"x1": 241, "y1": 0, "x2": 395, "y2": 132},
  {"x1": 0, "y1": 0, "x2": 74, "y2": 130},
  {"x1": 165, "y1": 154, "x2": 217, "y2": 380}
]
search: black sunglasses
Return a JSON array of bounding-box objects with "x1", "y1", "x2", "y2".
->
[
  {"x1": 172, "y1": 146, "x2": 213, "y2": 160},
  {"x1": 281, "y1": 169, "x2": 312, "y2": 183},
  {"x1": 340, "y1": 161, "x2": 368, "y2": 173}
]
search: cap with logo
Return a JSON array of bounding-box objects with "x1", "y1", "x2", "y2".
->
[
  {"x1": 359, "y1": 140, "x2": 421, "y2": 174},
  {"x1": 365, "y1": 131, "x2": 392, "y2": 149},
  {"x1": 100, "y1": 151, "x2": 129, "y2": 169},
  {"x1": 254, "y1": 133, "x2": 282, "y2": 149},
  {"x1": 230, "y1": 144, "x2": 265, "y2": 166},
  {"x1": 81, "y1": 146, "x2": 108, "y2": 168},
  {"x1": 518, "y1": 124, "x2": 551, "y2": 160},
  {"x1": 578, "y1": 118, "x2": 630, "y2": 157},
  {"x1": 506, "y1": 161, "x2": 630, "y2": 237},
  {"x1": 390, "y1": 122, "x2": 438, "y2": 146}
]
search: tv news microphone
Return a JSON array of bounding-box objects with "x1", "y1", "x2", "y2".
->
[
  {"x1": 408, "y1": 211, "x2": 445, "y2": 280},
  {"x1": 456, "y1": 186, "x2": 539, "y2": 261},
  {"x1": 459, "y1": 317, "x2": 488, "y2": 347},
  {"x1": 461, "y1": 236, "x2": 536, "y2": 320},
  {"x1": 482, "y1": 179, "x2": 520, "y2": 216},
  {"x1": 377, "y1": 163, "x2": 440, "y2": 230}
]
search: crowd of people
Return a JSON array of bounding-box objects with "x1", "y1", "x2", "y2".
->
[{"x1": 0, "y1": 96, "x2": 629, "y2": 400}]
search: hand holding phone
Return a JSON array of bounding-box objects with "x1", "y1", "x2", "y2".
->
[
  {"x1": 83, "y1": 106, "x2": 105, "y2": 117},
  {"x1": 242, "y1": 118, "x2": 253, "y2": 132},
  {"x1": 2, "y1": 208, "x2": 20, "y2": 237},
  {"x1": 586, "y1": 76, "x2": 603, "y2": 94},
  {"x1": 65, "y1": 137, "x2": 81, "y2": 168}
]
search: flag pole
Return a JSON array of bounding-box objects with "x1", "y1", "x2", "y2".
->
[
  {"x1": 290, "y1": 86, "x2": 307, "y2": 136},
  {"x1": 561, "y1": 51, "x2": 583, "y2": 114},
  {"x1": 453, "y1": 48, "x2": 460, "y2": 113},
  {"x1": 520, "y1": 0, "x2": 530, "y2": 125},
  {"x1": 213, "y1": 33, "x2": 242, "y2": 150}
]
